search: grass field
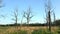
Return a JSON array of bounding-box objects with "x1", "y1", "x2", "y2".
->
[{"x1": 0, "y1": 26, "x2": 59, "y2": 34}]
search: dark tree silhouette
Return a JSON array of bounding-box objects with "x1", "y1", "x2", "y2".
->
[{"x1": 45, "y1": 0, "x2": 53, "y2": 31}]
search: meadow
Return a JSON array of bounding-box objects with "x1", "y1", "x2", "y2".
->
[{"x1": 0, "y1": 26, "x2": 59, "y2": 34}]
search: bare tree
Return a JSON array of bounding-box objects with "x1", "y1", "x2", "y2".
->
[
  {"x1": 24, "y1": 7, "x2": 33, "y2": 27},
  {"x1": 20, "y1": 11, "x2": 24, "y2": 28},
  {"x1": 12, "y1": 7, "x2": 19, "y2": 33},
  {"x1": 45, "y1": 0, "x2": 52, "y2": 31},
  {"x1": 12, "y1": 8, "x2": 18, "y2": 25},
  {"x1": 45, "y1": 7, "x2": 49, "y2": 25}
]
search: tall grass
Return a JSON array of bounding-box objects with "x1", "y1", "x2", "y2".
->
[
  {"x1": 0, "y1": 26, "x2": 59, "y2": 34},
  {"x1": 32, "y1": 29, "x2": 58, "y2": 34},
  {"x1": 8, "y1": 30, "x2": 27, "y2": 34}
]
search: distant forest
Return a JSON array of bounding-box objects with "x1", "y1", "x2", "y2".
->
[{"x1": 0, "y1": 19, "x2": 60, "y2": 26}]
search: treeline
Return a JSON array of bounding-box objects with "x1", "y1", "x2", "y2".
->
[
  {"x1": 0, "y1": 19, "x2": 60, "y2": 27},
  {"x1": 0, "y1": 23, "x2": 59, "y2": 27}
]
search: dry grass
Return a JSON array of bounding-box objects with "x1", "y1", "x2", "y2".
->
[{"x1": 0, "y1": 26, "x2": 58, "y2": 34}]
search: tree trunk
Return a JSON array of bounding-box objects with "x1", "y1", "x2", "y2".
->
[{"x1": 48, "y1": 11, "x2": 51, "y2": 31}]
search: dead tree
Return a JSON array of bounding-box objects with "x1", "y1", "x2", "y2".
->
[
  {"x1": 24, "y1": 7, "x2": 33, "y2": 27},
  {"x1": 48, "y1": 10, "x2": 51, "y2": 31},
  {"x1": 45, "y1": 7, "x2": 49, "y2": 26},
  {"x1": 20, "y1": 11, "x2": 24, "y2": 28},
  {"x1": 12, "y1": 7, "x2": 18, "y2": 33},
  {"x1": 12, "y1": 8, "x2": 18, "y2": 25},
  {"x1": 45, "y1": 0, "x2": 52, "y2": 31}
]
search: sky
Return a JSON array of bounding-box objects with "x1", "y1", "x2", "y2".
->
[{"x1": 0, "y1": 0, "x2": 60, "y2": 24}]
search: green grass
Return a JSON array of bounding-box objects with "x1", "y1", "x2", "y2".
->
[
  {"x1": 57, "y1": 27, "x2": 60, "y2": 34},
  {"x1": 32, "y1": 29, "x2": 58, "y2": 34}
]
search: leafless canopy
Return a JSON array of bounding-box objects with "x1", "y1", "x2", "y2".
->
[
  {"x1": 23, "y1": 7, "x2": 33, "y2": 25},
  {"x1": 45, "y1": 0, "x2": 52, "y2": 31},
  {"x1": 12, "y1": 7, "x2": 18, "y2": 25}
]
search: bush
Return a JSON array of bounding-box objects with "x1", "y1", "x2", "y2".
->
[
  {"x1": 57, "y1": 30, "x2": 60, "y2": 34},
  {"x1": 45, "y1": 29, "x2": 58, "y2": 34},
  {"x1": 57, "y1": 27, "x2": 60, "y2": 34},
  {"x1": 32, "y1": 29, "x2": 45, "y2": 34},
  {"x1": 32, "y1": 29, "x2": 57, "y2": 34}
]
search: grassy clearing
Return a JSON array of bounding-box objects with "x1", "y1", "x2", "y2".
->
[{"x1": 0, "y1": 26, "x2": 59, "y2": 34}]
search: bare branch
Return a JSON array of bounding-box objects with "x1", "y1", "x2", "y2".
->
[
  {"x1": 23, "y1": 7, "x2": 34, "y2": 26},
  {"x1": 44, "y1": 0, "x2": 53, "y2": 31},
  {"x1": 12, "y1": 7, "x2": 18, "y2": 25}
]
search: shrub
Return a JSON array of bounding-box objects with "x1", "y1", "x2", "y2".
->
[
  {"x1": 57, "y1": 27, "x2": 60, "y2": 34},
  {"x1": 32, "y1": 29, "x2": 57, "y2": 34},
  {"x1": 32, "y1": 29, "x2": 45, "y2": 34},
  {"x1": 45, "y1": 29, "x2": 58, "y2": 34}
]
